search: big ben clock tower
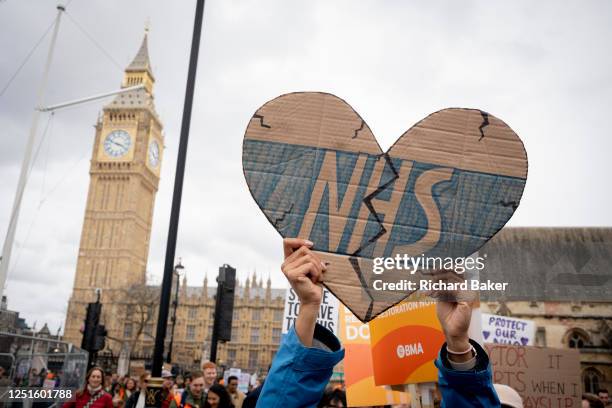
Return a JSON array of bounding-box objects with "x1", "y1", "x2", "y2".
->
[{"x1": 64, "y1": 32, "x2": 164, "y2": 348}]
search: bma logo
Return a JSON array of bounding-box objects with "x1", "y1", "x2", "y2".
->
[{"x1": 396, "y1": 342, "x2": 424, "y2": 359}]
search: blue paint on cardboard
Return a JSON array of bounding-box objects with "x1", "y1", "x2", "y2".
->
[{"x1": 243, "y1": 138, "x2": 526, "y2": 259}]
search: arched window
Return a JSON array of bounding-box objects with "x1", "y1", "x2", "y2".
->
[
  {"x1": 566, "y1": 329, "x2": 590, "y2": 348},
  {"x1": 583, "y1": 368, "x2": 603, "y2": 394}
]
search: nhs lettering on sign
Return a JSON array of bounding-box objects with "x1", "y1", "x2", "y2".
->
[{"x1": 482, "y1": 313, "x2": 535, "y2": 346}]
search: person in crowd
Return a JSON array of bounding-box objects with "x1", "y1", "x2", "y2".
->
[
  {"x1": 160, "y1": 370, "x2": 176, "y2": 408},
  {"x1": 0, "y1": 366, "x2": 11, "y2": 387},
  {"x1": 127, "y1": 377, "x2": 136, "y2": 392},
  {"x1": 103, "y1": 373, "x2": 113, "y2": 393},
  {"x1": 202, "y1": 362, "x2": 217, "y2": 394},
  {"x1": 113, "y1": 377, "x2": 137, "y2": 408},
  {"x1": 205, "y1": 384, "x2": 234, "y2": 408},
  {"x1": 124, "y1": 372, "x2": 151, "y2": 408},
  {"x1": 55, "y1": 370, "x2": 64, "y2": 387},
  {"x1": 170, "y1": 371, "x2": 207, "y2": 408},
  {"x1": 255, "y1": 238, "x2": 502, "y2": 407},
  {"x1": 24, "y1": 367, "x2": 39, "y2": 386},
  {"x1": 175, "y1": 375, "x2": 185, "y2": 393},
  {"x1": 225, "y1": 376, "x2": 245, "y2": 408},
  {"x1": 241, "y1": 381, "x2": 263, "y2": 408},
  {"x1": 38, "y1": 368, "x2": 48, "y2": 388},
  {"x1": 583, "y1": 393, "x2": 605, "y2": 408},
  {"x1": 109, "y1": 373, "x2": 119, "y2": 395},
  {"x1": 63, "y1": 366, "x2": 113, "y2": 408},
  {"x1": 183, "y1": 372, "x2": 192, "y2": 390},
  {"x1": 598, "y1": 389, "x2": 610, "y2": 407},
  {"x1": 317, "y1": 387, "x2": 346, "y2": 408}
]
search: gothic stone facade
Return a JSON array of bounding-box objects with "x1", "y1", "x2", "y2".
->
[
  {"x1": 125, "y1": 274, "x2": 285, "y2": 372},
  {"x1": 480, "y1": 228, "x2": 612, "y2": 395}
]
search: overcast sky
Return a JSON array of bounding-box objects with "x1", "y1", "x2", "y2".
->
[{"x1": 1, "y1": 0, "x2": 611, "y2": 333}]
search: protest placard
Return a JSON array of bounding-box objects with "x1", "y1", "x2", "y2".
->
[
  {"x1": 339, "y1": 305, "x2": 410, "y2": 406},
  {"x1": 369, "y1": 299, "x2": 444, "y2": 385},
  {"x1": 282, "y1": 287, "x2": 339, "y2": 335},
  {"x1": 485, "y1": 343, "x2": 581, "y2": 408},
  {"x1": 482, "y1": 313, "x2": 535, "y2": 345},
  {"x1": 223, "y1": 367, "x2": 241, "y2": 384},
  {"x1": 369, "y1": 296, "x2": 484, "y2": 387},
  {"x1": 243, "y1": 92, "x2": 528, "y2": 322},
  {"x1": 239, "y1": 372, "x2": 251, "y2": 394}
]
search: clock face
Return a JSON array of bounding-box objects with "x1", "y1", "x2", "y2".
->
[
  {"x1": 103, "y1": 130, "x2": 131, "y2": 158},
  {"x1": 148, "y1": 140, "x2": 160, "y2": 168}
]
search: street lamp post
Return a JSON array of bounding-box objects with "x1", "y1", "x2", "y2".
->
[
  {"x1": 166, "y1": 261, "x2": 184, "y2": 364},
  {"x1": 151, "y1": 0, "x2": 206, "y2": 378}
]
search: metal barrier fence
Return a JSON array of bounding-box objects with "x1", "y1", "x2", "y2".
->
[{"x1": 0, "y1": 331, "x2": 87, "y2": 407}]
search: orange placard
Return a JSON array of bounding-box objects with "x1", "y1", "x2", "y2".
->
[
  {"x1": 369, "y1": 299, "x2": 445, "y2": 386},
  {"x1": 339, "y1": 306, "x2": 410, "y2": 406}
]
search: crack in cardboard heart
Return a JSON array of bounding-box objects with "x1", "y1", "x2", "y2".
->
[
  {"x1": 478, "y1": 110, "x2": 489, "y2": 141},
  {"x1": 272, "y1": 203, "x2": 294, "y2": 230},
  {"x1": 350, "y1": 153, "x2": 400, "y2": 320},
  {"x1": 252, "y1": 113, "x2": 271, "y2": 129},
  {"x1": 498, "y1": 200, "x2": 519, "y2": 211},
  {"x1": 352, "y1": 119, "x2": 365, "y2": 139}
]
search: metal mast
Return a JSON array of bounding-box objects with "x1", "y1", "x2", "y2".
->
[{"x1": 0, "y1": 4, "x2": 66, "y2": 298}]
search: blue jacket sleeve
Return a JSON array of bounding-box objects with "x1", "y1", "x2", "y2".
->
[
  {"x1": 435, "y1": 339, "x2": 501, "y2": 408},
  {"x1": 256, "y1": 323, "x2": 345, "y2": 408}
]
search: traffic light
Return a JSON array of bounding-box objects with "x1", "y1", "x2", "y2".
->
[
  {"x1": 215, "y1": 264, "x2": 236, "y2": 342},
  {"x1": 210, "y1": 264, "x2": 236, "y2": 362},
  {"x1": 81, "y1": 300, "x2": 107, "y2": 353},
  {"x1": 93, "y1": 324, "x2": 107, "y2": 352},
  {"x1": 81, "y1": 302, "x2": 101, "y2": 352}
]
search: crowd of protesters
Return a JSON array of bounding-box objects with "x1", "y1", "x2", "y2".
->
[
  {"x1": 3, "y1": 359, "x2": 608, "y2": 408},
  {"x1": 52, "y1": 364, "x2": 347, "y2": 408},
  {"x1": 60, "y1": 365, "x2": 239, "y2": 408}
]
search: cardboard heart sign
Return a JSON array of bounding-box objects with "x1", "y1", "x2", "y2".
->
[{"x1": 243, "y1": 92, "x2": 527, "y2": 322}]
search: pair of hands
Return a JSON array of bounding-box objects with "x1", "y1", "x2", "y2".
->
[{"x1": 281, "y1": 238, "x2": 473, "y2": 357}]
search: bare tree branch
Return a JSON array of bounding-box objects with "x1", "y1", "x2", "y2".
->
[{"x1": 107, "y1": 281, "x2": 161, "y2": 353}]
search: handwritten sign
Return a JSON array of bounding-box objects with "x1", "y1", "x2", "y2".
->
[
  {"x1": 243, "y1": 92, "x2": 528, "y2": 322},
  {"x1": 482, "y1": 313, "x2": 535, "y2": 346},
  {"x1": 282, "y1": 287, "x2": 339, "y2": 335},
  {"x1": 485, "y1": 343, "x2": 581, "y2": 408}
]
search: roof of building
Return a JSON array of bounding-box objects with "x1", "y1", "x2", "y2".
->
[
  {"x1": 143, "y1": 284, "x2": 286, "y2": 302},
  {"x1": 125, "y1": 34, "x2": 154, "y2": 79},
  {"x1": 479, "y1": 227, "x2": 612, "y2": 301},
  {"x1": 183, "y1": 286, "x2": 285, "y2": 301},
  {"x1": 106, "y1": 87, "x2": 157, "y2": 111},
  {"x1": 38, "y1": 323, "x2": 51, "y2": 336},
  {"x1": 105, "y1": 34, "x2": 158, "y2": 114}
]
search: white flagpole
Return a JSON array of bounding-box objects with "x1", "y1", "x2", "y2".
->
[
  {"x1": 0, "y1": 4, "x2": 66, "y2": 299},
  {"x1": 39, "y1": 84, "x2": 145, "y2": 112}
]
